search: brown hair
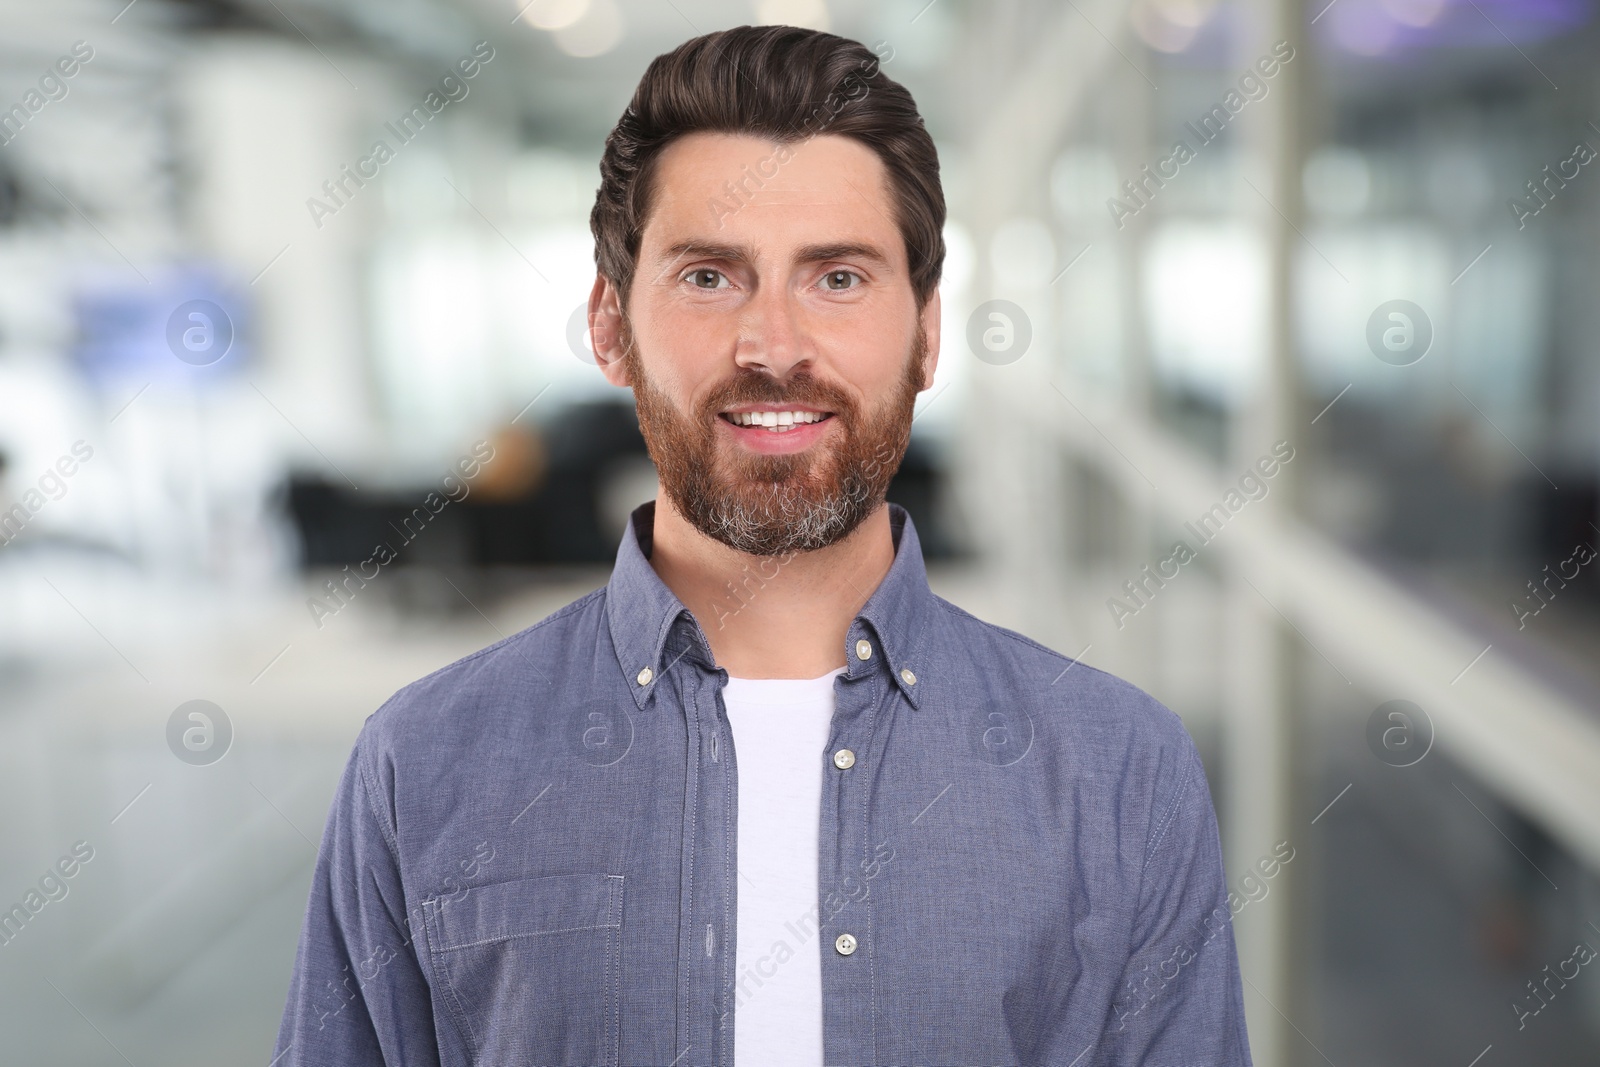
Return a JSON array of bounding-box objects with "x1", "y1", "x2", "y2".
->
[{"x1": 590, "y1": 24, "x2": 945, "y2": 311}]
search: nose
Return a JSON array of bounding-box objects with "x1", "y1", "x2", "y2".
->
[{"x1": 734, "y1": 283, "x2": 812, "y2": 379}]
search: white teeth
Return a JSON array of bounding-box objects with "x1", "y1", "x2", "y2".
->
[{"x1": 726, "y1": 410, "x2": 827, "y2": 431}]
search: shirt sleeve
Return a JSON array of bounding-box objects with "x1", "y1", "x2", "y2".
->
[
  {"x1": 272, "y1": 723, "x2": 441, "y2": 1066},
  {"x1": 1100, "y1": 736, "x2": 1254, "y2": 1065}
]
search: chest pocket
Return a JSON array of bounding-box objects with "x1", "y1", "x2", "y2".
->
[{"x1": 422, "y1": 871, "x2": 624, "y2": 1067}]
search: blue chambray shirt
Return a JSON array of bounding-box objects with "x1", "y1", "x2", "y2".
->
[{"x1": 274, "y1": 502, "x2": 1253, "y2": 1066}]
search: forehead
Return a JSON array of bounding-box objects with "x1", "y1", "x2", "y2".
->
[{"x1": 640, "y1": 131, "x2": 903, "y2": 265}]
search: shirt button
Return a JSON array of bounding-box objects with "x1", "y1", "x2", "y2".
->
[
  {"x1": 636, "y1": 666, "x2": 653, "y2": 686},
  {"x1": 835, "y1": 932, "x2": 858, "y2": 955},
  {"x1": 855, "y1": 639, "x2": 872, "y2": 660},
  {"x1": 900, "y1": 667, "x2": 917, "y2": 686},
  {"x1": 833, "y1": 748, "x2": 856, "y2": 769}
]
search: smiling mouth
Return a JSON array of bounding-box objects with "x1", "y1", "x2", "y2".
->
[{"x1": 719, "y1": 409, "x2": 835, "y2": 433}]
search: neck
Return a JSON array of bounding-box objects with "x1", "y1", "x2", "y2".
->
[{"x1": 645, "y1": 495, "x2": 896, "y2": 679}]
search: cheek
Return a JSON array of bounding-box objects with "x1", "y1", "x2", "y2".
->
[
  {"x1": 639, "y1": 306, "x2": 736, "y2": 374},
  {"x1": 821, "y1": 318, "x2": 912, "y2": 385}
]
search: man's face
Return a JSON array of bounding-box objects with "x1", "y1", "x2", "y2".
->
[{"x1": 590, "y1": 131, "x2": 941, "y2": 556}]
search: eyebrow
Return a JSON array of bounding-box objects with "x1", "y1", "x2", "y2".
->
[{"x1": 656, "y1": 239, "x2": 894, "y2": 273}]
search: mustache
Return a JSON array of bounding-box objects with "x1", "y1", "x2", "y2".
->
[
  {"x1": 699, "y1": 370, "x2": 857, "y2": 421},
  {"x1": 618, "y1": 318, "x2": 859, "y2": 423}
]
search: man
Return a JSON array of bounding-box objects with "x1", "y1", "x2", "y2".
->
[{"x1": 274, "y1": 24, "x2": 1252, "y2": 1067}]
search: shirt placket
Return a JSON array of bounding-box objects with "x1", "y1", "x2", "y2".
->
[
  {"x1": 674, "y1": 637, "x2": 738, "y2": 1067},
  {"x1": 708, "y1": 662, "x2": 739, "y2": 1067},
  {"x1": 820, "y1": 628, "x2": 882, "y2": 1065}
]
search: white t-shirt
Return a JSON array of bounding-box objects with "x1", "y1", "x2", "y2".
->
[{"x1": 721, "y1": 668, "x2": 844, "y2": 1067}]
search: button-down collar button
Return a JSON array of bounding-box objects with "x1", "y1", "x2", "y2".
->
[
  {"x1": 636, "y1": 666, "x2": 653, "y2": 686},
  {"x1": 900, "y1": 667, "x2": 917, "y2": 686},
  {"x1": 855, "y1": 639, "x2": 872, "y2": 660},
  {"x1": 833, "y1": 748, "x2": 856, "y2": 770},
  {"x1": 835, "y1": 932, "x2": 858, "y2": 955}
]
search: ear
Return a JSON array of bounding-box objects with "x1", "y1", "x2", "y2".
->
[
  {"x1": 917, "y1": 287, "x2": 941, "y2": 390},
  {"x1": 589, "y1": 274, "x2": 632, "y2": 387}
]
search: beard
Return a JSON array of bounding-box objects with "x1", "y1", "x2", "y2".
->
[{"x1": 623, "y1": 319, "x2": 926, "y2": 556}]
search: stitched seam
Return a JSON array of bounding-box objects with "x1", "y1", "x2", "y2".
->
[
  {"x1": 602, "y1": 910, "x2": 612, "y2": 1067},
  {"x1": 611, "y1": 876, "x2": 622, "y2": 1067},
  {"x1": 424, "y1": 901, "x2": 482, "y2": 1060},
  {"x1": 350, "y1": 741, "x2": 416, "y2": 954},
  {"x1": 354, "y1": 735, "x2": 464, "y2": 1054},
  {"x1": 865, "y1": 673, "x2": 880, "y2": 1066},
  {"x1": 431, "y1": 921, "x2": 620, "y2": 950},
  {"x1": 860, "y1": 614, "x2": 928, "y2": 709},
  {"x1": 354, "y1": 742, "x2": 405, "y2": 871},
  {"x1": 679, "y1": 669, "x2": 698, "y2": 1062},
  {"x1": 1143, "y1": 747, "x2": 1197, "y2": 872}
]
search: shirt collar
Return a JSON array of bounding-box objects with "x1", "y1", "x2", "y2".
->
[{"x1": 606, "y1": 500, "x2": 934, "y2": 710}]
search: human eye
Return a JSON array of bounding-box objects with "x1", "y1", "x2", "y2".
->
[
  {"x1": 820, "y1": 269, "x2": 863, "y2": 291},
  {"x1": 682, "y1": 267, "x2": 731, "y2": 290}
]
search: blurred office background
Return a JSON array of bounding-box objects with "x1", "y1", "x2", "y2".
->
[{"x1": 1, "y1": 0, "x2": 1599, "y2": 1062}]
